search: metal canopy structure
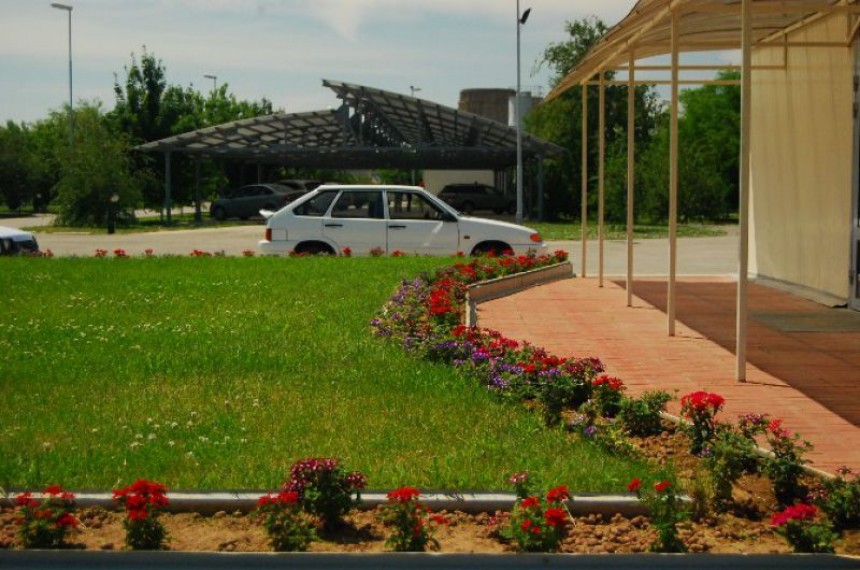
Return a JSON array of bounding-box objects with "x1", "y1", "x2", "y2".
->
[
  {"x1": 547, "y1": 0, "x2": 860, "y2": 98},
  {"x1": 546, "y1": 0, "x2": 860, "y2": 382},
  {"x1": 137, "y1": 79, "x2": 564, "y2": 170}
]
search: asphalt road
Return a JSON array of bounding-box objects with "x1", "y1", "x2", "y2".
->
[{"x1": 3, "y1": 214, "x2": 740, "y2": 276}]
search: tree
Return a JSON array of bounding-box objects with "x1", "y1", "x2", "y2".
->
[
  {"x1": 109, "y1": 48, "x2": 278, "y2": 210},
  {"x1": 54, "y1": 102, "x2": 141, "y2": 226},
  {"x1": 635, "y1": 71, "x2": 740, "y2": 223},
  {"x1": 526, "y1": 17, "x2": 660, "y2": 222}
]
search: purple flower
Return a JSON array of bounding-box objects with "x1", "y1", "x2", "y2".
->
[{"x1": 583, "y1": 426, "x2": 598, "y2": 437}]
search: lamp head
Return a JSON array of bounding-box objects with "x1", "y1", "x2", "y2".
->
[
  {"x1": 51, "y1": 2, "x2": 73, "y2": 11},
  {"x1": 520, "y1": 7, "x2": 531, "y2": 25}
]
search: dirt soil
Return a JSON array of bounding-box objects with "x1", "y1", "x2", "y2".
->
[{"x1": 2, "y1": 425, "x2": 859, "y2": 555}]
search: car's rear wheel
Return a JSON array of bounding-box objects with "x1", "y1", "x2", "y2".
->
[
  {"x1": 211, "y1": 206, "x2": 227, "y2": 221},
  {"x1": 294, "y1": 242, "x2": 335, "y2": 256},
  {"x1": 471, "y1": 241, "x2": 512, "y2": 257}
]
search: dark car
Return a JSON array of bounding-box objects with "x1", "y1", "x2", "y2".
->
[
  {"x1": 210, "y1": 184, "x2": 304, "y2": 221},
  {"x1": 437, "y1": 183, "x2": 516, "y2": 215}
]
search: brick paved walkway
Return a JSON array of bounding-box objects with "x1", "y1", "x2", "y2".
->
[{"x1": 478, "y1": 276, "x2": 860, "y2": 476}]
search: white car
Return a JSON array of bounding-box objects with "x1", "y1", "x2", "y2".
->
[
  {"x1": 258, "y1": 185, "x2": 547, "y2": 257},
  {"x1": 0, "y1": 226, "x2": 40, "y2": 255}
]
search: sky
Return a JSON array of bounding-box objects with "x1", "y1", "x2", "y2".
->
[{"x1": 0, "y1": 0, "x2": 639, "y2": 124}]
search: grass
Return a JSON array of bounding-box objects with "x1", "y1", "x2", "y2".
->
[
  {"x1": 0, "y1": 256, "x2": 655, "y2": 492},
  {"x1": 529, "y1": 221, "x2": 728, "y2": 241}
]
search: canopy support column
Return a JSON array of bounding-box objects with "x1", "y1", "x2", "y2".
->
[
  {"x1": 164, "y1": 151, "x2": 173, "y2": 226},
  {"x1": 737, "y1": 0, "x2": 753, "y2": 382},
  {"x1": 627, "y1": 50, "x2": 636, "y2": 307},
  {"x1": 599, "y1": 73, "x2": 606, "y2": 288},
  {"x1": 194, "y1": 158, "x2": 202, "y2": 224},
  {"x1": 581, "y1": 83, "x2": 589, "y2": 278},
  {"x1": 537, "y1": 155, "x2": 545, "y2": 222},
  {"x1": 668, "y1": 9, "x2": 680, "y2": 336}
]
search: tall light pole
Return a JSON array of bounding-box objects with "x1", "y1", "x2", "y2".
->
[
  {"x1": 410, "y1": 85, "x2": 421, "y2": 98},
  {"x1": 51, "y1": 2, "x2": 73, "y2": 150},
  {"x1": 515, "y1": 1, "x2": 531, "y2": 224},
  {"x1": 204, "y1": 74, "x2": 217, "y2": 91}
]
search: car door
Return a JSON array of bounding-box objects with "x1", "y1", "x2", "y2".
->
[
  {"x1": 385, "y1": 190, "x2": 459, "y2": 255},
  {"x1": 322, "y1": 189, "x2": 387, "y2": 254},
  {"x1": 234, "y1": 185, "x2": 261, "y2": 219}
]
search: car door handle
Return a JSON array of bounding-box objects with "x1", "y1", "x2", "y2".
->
[
  {"x1": 324, "y1": 223, "x2": 343, "y2": 228},
  {"x1": 388, "y1": 225, "x2": 407, "y2": 229}
]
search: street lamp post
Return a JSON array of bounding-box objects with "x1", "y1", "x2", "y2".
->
[
  {"x1": 50, "y1": 2, "x2": 73, "y2": 150},
  {"x1": 204, "y1": 74, "x2": 217, "y2": 92},
  {"x1": 515, "y1": 1, "x2": 531, "y2": 224},
  {"x1": 410, "y1": 85, "x2": 421, "y2": 98},
  {"x1": 108, "y1": 193, "x2": 119, "y2": 235}
]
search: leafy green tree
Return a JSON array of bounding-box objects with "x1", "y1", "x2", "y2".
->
[
  {"x1": 109, "y1": 48, "x2": 277, "y2": 209},
  {"x1": 54, "y1": 102, "x2": 141, "y2": 226},
  {"x1": 0, "y1": 121, "x2": 35, "y2": 211},
  {"x1": 526, "y1": 17, "x2": 660, "y2": 222},
  {"x1": 635, "y1": 71, "x2": 740, "y2": 222}
]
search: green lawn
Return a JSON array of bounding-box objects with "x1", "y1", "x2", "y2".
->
[{"x1": 0, "y1": 256, "x2": 654, "y2": 491}]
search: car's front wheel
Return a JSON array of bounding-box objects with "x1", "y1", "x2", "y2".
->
[
  {"x1": 471, "y1": 241, "x2": 512, "y2": 257},
  {"x1": 461, "y1": 201, "x2": 475, "y2": 215}
]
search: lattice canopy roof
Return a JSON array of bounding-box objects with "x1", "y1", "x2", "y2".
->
[{"x1": 137, "y1": 79, "x2": 564, "y2": 169}]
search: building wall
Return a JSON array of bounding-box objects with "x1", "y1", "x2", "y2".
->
[{"x1": 750, "y1": 15, "x2": 854, "y2": 301}]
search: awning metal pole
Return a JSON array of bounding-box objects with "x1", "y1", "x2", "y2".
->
[
  {"x1": 668, "y1": 9, "x2": 679, "y2": 336},
  {"x1": 737, "y1": 0, "x2": 752, "y2": 382},
  {"x1": 581, "y1": 83, "x2": 588, "y2": 278},
  {"x1": 599, "y1": 73, "x2": 606, "y2": 288},
  {"x1": 627, "y1": 50, "x2": 636, "y2": 307}
]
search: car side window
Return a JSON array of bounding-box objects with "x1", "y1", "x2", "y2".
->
[
  {"x1": 387, "y1": 191, "x2": 447, "y2": 221},
  {"x1": 331, "y1": 191, "x2": 384, "y2": 219},
  {"x1": 293, "y1": 191, "x2": 338, "y2": 217}
]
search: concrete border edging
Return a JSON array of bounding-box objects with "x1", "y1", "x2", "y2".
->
[
  {"x1": 0, "y1": 491, "x2": 648, "y2": 517},
  {"x1": 465, "y1": 261, "x2": 574, "y2": 326}
]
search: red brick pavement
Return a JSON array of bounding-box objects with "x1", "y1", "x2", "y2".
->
[{"x1": 478, "y1": 276, "x2": 860, "y2": 476}]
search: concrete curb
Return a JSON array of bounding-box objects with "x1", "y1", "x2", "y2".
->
[
  {"x1": 465, "y1": 261, "x2": 574, "y2": 326},
  {"x1": 0, "y1": 491, "x2": 648, "y2": 517}
]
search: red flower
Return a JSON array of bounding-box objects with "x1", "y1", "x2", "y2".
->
[
  {"x1": 520, "y1": 496, "x2": 540, "y2": 510},
  {"x1": 546, "y1": 485, "x2": 570, "y2": 504},
  {"x1": 543, "y1": 507, "x2": 568, "y2": 528},
  {"x1": 15, "y1": 492, "x2": 32, "y2": 506},
  {"x1": 771, "y1": 503, "x2": 819, "y2": 527},
  {"x1": 654, "y1": 481, "x2": 672, "y2": 493},
  {"x1": 627, "y1": 478, "x2": 642, "y2": 493},
  {"x1": 387, "y1": 486, "x2": 421, "y2": 503},
  {"x1": 44, "y1": 485, "x2": 63, "y2": 496},
  {"x1": 680, "y1": 391, "x2": 725, "y2": 414},
  {"x1": 430, "y1": 513, "x2": 450, "y2": 525},
  {"x1": 593, "y1": 375, "x2": 624, "y2": 391},
  {"x1": 521, "y1": 520, "x2": 533, "y2": 532},
  {"x1": 56, "y1": 513, "x2": 78, "y2": 528}
]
